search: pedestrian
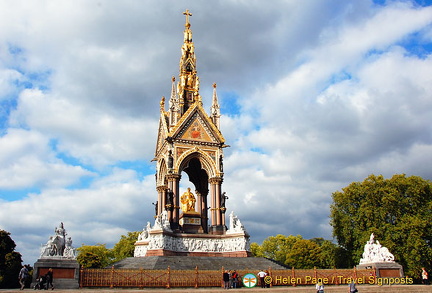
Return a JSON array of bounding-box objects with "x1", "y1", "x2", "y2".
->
[
  {"x1": 45, "y1": 268, "x2": 54, "y2": 290},
  {"x1": 265, "y1": 270, "x2": 270, "y2": 288},
  {"x1": 34, "y1": 275, "x2": 46, "y2": 290},
  {"x1": 348, "y1": 280, "x2": 358, "y2": 292},
  {"x1": 231, "y1": 270, "x2": 239, "y2": 288},
  {"x1": 223, "y1": 270, "x2": 230, "y2": 289},
  {"x1": 316, "y1": 281, "x2": 324, "y2": 293},
  {"x1": 422, "y1": 267, "x2": 429, "y2": 285},
  {"x1": 18, "y1": 265, "x2": 29, "y2": 290},
  {"x1": 257, "y1": 270, "x2": 267, "y2": 288}
]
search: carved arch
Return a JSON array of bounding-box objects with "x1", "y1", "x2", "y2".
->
[
  {"x1": 176, "y1": 148, "x2": 216, "y2": 178},
  {"x1": 157, "y1": 158, "x2": 168, "y2": 186}
]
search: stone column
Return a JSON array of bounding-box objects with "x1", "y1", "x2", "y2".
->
[
  {"x1": 201, "y1": 191, "x2": 208, "y2": 233},
  {"x1": 209, "y1": 179, "x2": 216, "y2": 226},
  {"x1": 167, "y1": 174, "x2": 181, "y2": 230},
  {"x1": 215, "y1": 181, "x2": 221, "y2": 225},
  {"x1": 196, "y1": 190, "x2": 202, "y2": 215},
  {"x1": 209, "y1": 177, "x2": 224, "y2": 234},
  {"x1": 156, "y1": 186, "x2": 166, "y2": 215}
]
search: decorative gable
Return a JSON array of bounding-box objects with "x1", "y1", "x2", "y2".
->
[
  {"x1": 155, "y1": 114, "x2": 169, "y2": 156},
  {"x1": 179, "y1": 112, "x2": 217, "y2": 143},
  {"x1": 170, "y1": 104, "x2": 224, "y2": 146}
]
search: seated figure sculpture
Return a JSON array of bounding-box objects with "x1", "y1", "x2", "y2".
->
[
  {"x1": 40, "y1": 222, "x2": 76, "y2": 259},
  {"x1": 180, "y1": 188, "x2": 196, "y2": 213},
  {"x1": 359, "y1": 233, "x2": 394, "y2": 264}
]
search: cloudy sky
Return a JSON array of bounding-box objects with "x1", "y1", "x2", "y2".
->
[{"x1": 1, "y1": 0, "x2": 432, "y2": 265}]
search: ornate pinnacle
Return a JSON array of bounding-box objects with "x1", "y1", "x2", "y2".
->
[
  {"x1": 160, "y1": 96, "x2": 165, "y2": 112},
  {"x1": 183, "y1": 9, "x2": 192, "y2": 27}
]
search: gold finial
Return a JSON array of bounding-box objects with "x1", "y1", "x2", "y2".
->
[
  {"x1": 183, "y1": 9, "x2": 192, "y2": 26},
  {"x1": 160, "y1": 96, "x2": 165, "y2": 111},
  {"x1": 172, "y1": 76, "x2": 175, "y2": 82},
  {"x1": 213, "y1": 83, "x2": 217, "y2": 88}
]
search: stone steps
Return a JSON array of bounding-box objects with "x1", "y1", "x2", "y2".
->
[
  {"x1": 216, "y1": 284, "x2": 429, "y2": 292},
  {"x1": 8, "y1": 284, "x2": 430, "y2": 292},
  {"x1": 111, "y1": 256, "x2": 288, "y2": 270}
]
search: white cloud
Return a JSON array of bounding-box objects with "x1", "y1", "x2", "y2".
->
[
  {"x1": 0, "y1": 0, "x2": 431, "y2": 266},
  {"x1": 0, "y1": 171, "x2": 155, "y2": 264},
  {"x1": 9, "y1": 88, "x2": 157, "y2": 166},
  {"x1": 0, "y1": 68, "x2": 24, "y2": 100},
  {"x1": 0, "y1": 128, "x2": 93, "y2": 189}
]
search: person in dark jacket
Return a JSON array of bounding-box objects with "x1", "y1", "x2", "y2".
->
[
  {"x1": 45, "y1": 268, "x2": 54, "y2": 290},
  {"x1": 223, "y1": 270, "x2": 230, "y2": 289}
]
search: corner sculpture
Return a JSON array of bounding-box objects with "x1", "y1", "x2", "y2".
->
[
  {"x1": 33, "y1": 222, "x2": 79, "y2": 289},
  {"x1": 359, "y1": 233, "x2": 394, "y2": 264},
  {"x1": 40, "y1": 222, "x2": 76, "y2": 259},
  {"x1": 357, "y1": 233, "x2": 403, "y2": 278}
]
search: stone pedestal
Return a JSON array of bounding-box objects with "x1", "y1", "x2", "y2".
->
[
  {"x1": 179, "y1": 212, "x2": 203, "y2": 234},
  {"x1": 31, "y1": 258, "x2": 80, "y2": 289},
  {"x1": 134, "y1": 230, "x2": 250, "y2": 257},
  {"x1": 357, "y1": 262, "x2": 404, "y2": 278},
  {"x1": 135, "y1": 211, "x2": 250, "y2": 258}
]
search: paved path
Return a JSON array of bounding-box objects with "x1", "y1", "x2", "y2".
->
[{"x1": 1, "y1": 284, "x2": 431, "y2": 292}]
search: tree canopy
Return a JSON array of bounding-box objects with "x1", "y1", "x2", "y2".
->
[
  {"x1": 77, "y1": 244, "x2": 114, "y2": 268},
  {"x1": 77, "y1": 231, "x2": 140, "y2": 268},
  {"x1": 0, "y1": 230, "x2": 22, "y2": 288},
  {"x1": 111, "y1": 231, "x2": 140, "y2": 262},
  {"x1": 330, "y1": 174, "x2": 432, "y2": 278},
  {"x1": 251, "y1": 234, "x2": 340, "y2": 269}
]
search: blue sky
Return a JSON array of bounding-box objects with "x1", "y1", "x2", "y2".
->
[{"x1": 1, "y1": 0, "x2": 432, "y2": 265}]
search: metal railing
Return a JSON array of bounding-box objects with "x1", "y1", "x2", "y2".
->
[{"x1": 79, "y1": 266, "x2": 375, "y2": 288}]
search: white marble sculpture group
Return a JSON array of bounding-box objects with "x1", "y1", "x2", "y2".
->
[
  {"x1": 134, "y1": 211, "x2": 249, "y2": 257},
  {"x1": 40, "y1": 222, "x2": 76, "y2": 259},
  {"x1": 359, "y1": 233, "x2": 395, "y2": 264}
]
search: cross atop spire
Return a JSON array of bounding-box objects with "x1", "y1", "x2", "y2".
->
[{"x1": 183, "y1": 9, "x2": 192, "y2": 27}]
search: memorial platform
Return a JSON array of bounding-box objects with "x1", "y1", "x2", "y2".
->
[
  {"x1": 111, "y1": 256, "x2": 289, "y2": 270},
  {"x1": 7, "y1": 284, "x2": 431, "y2": 292}
]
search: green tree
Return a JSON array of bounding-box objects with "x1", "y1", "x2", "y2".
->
[
  {"x1": 310, "y1": 238, "x2": 344, "y2": 268},
  {"x1": 285, "y1": 238, "x2": 321, "y2": 269},
  {"x1": 250, "y1": 242, "x2": 263, "y2": 257},
  {"x1": 0, "y1": 230, "x2": 22, "y2": 288},
  {"x1": 112, "y1": 231, "x2": 140, "y2": 262},
  {"x1": 77, "y1": 244, "x2": 114, "y2": 268},
  {"x1": 330, "y1": 174, "x2": 432, "y2": 277},
  {"x1": 259, "y1": 234, "x2": 302, "y2": 265}
]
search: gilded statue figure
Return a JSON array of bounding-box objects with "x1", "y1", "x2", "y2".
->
[{"x1": 180, "y1": 187, "x2": 196, "y2": 213}]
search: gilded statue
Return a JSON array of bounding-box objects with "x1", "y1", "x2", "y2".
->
[{"x1": 180, "y1": 187, "x2": 196, "y2": 213}]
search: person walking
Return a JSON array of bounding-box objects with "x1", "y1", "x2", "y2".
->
[
  {"x1": 257, "y1": 270, "x2": 267, "y2": 288},
  {"x1": 348, "y1": 280, "x2": 358, "y2": 292},
  {"x1": 45, "y1": 268, "x2": 54, "y2": 290},
  {"x1": 422, "y1": 267, "x2": 429, "y2": 285},
  {"x1": 316, "y1": 281, "x2": 324, "y2": 293},
  {"x1": 18, "y1": 265, "x2": 29, "y2": 290}
]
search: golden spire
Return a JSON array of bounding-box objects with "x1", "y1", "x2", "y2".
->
[
  {"x1": 178, "y1": 9, "x2": 198, "y2": 115},
  {"x1": 183, "y1": 9, "x2": 192, "y2": 27}
]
